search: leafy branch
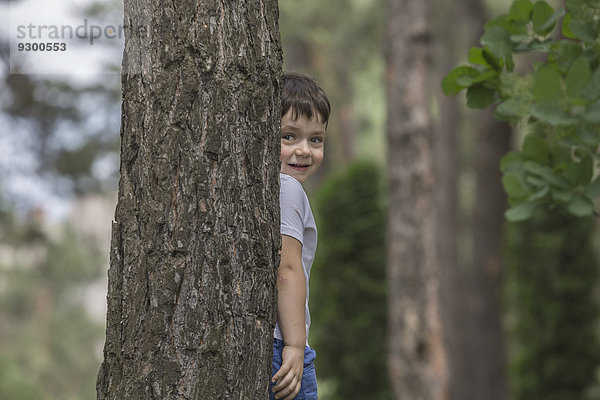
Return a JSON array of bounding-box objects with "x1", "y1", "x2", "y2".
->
[{"x1": 443, "y1": 0, "x2": 600, "y2": 221}]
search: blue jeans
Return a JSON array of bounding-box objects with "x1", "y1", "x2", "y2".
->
[{"x1": 270, "y1": 338, "x2": 318, "y2": 400}]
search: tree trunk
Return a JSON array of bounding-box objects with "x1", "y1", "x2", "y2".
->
[
  {"x1": 386, "y1": 0, "x2": 448, "y2": 398},
  {"x1": 433, "y1": 1, "x2": 461, "y2": 399},
  {"x1": 459, "y1": 1, "x2": 511, "y2": 399},
  {"x1": 96, "y1": 1, "x2": 282, "y2": 399},
  {"x1": 464, "y1": 110, "x2": 510, "y2": 400}
]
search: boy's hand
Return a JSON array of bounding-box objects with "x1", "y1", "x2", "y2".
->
[{"x1": 272, "y1": 345, "x2": 304, "y2": 400}]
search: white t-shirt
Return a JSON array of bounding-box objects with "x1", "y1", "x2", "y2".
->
[{"x1": 274, "y1": 173, "x2": 317, "y2": 346}]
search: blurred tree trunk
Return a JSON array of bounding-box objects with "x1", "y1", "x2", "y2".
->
[
  {"x1": 96, "y1": 1, "x2": 282, "y2": 399},
  {"x1": 433, "y1": 0, "x2": 461, "y2": 399},
  {"x1": 334, "y1": 67, "x2": 356, "y2": 163},
  {"x1": 465, "y1": 110, "x2": 510, "y2": 400},
  {"x1": 386, "y1": 0, "x2": 448, "y2": 398},
  {"x1": 453, "y1": 1, "x2": 511, "y2": 399}
]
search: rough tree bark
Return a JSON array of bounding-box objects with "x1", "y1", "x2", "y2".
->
[
  {"x1": 386, "y1": 0, "x2": 448, "y2": 398},
  {"x1": 96, "y1": 1, "x2": 282, "y2": 399}
]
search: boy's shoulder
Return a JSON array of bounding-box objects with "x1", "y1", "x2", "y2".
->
[
  {"x1": 280, "y1": 173, "x2": 309, "y2": 205},
  {"x1": 280, "y1": 173, "x2": 305, "y2": 192}
]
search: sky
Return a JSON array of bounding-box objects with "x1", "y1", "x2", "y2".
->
[
  {"x1": 3, "y1": 0, "x2": 124, "y2": 76},
  {"x1": 0, "y1": 0, "x2": 123, "y2": 220}
]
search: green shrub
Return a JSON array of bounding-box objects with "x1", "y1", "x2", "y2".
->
[
  {"x1": 310, "y1": 161, "x2": 391, "y2": 400},
  {"x1": 505, "y1": 211, "x2": 600, "y2": 400}
]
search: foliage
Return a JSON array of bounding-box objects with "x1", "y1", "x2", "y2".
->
[
  {"x1": 443, "y1": 0, "x2": 600, "y2": 221},
  {"x1": 310, "y1": 161, "x2": 391, "y2": 400},
  {"x1": 1, "y1": 73, "x2": 121, "y2": 199},
  {"x1": 0, "y1": 355, "x2": 42, "y2": 400},
  {"x1": 0, "y1": 208, "x2": 105, "y2": 400},
  {"x1": 505, "y1": 211, "x2": 600, "y2": 400}
]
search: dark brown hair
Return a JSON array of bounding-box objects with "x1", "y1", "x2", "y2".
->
[{"x1": 281, "y1": 72, "x2": 331, "y2": 127}]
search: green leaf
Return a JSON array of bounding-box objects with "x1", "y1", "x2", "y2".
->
[
  {"x1": 514, "y1": 38, "x2": 552, "y2": 53},
  {"x1": 486, "y1": 14, "x2": 528, "y2": 34},
  {"x1": 495, "y1": 98, "x2": 530, "y2": 119},
  {"x1": 509, "y1": 0, "x2": 533, "y2": 22},
  {"x1": 566, "y1": 195, "x2": 594, "y2": 217},
  {"x1": 566, "y1": 58, "x2": 591, "y2": 98},
  {"x1": 500, "y1": 151, "x2": 523, "y2": 172},
  {"x1": 540, "y1": 7, "x2": 565, "y2": 35},
  {"x1": 549, "y1": 141, "x2": 571, "y2": 164},
  {"x1": 481, "y1": 26, "x2": 514, "y2": 71},
  {"x1": 456, "y1": 69, "x2": 498, "y2": 88},
  {"x1": 551, "y1": 40, "x2": 583, "y2": 58},
  {"x1": 576, "y1": 125, "x2": 598, "y2": 145},
  {"x1": 472, "y1": 69, "x2": 499, "y2": 85},
  {"x1": 503, "y1": 173, "x2": 530, "y2": 199},
  {"x1": 530, "y1": 185, "x2": 550, "y2": 201},
  {"x1": 526, "y1": 174, "x2": 546, "y2": 188},
  {"x1": 522, "y1": 135, "x2": 549, "y2": 164},
  {"x1": 466, "y1": 85, "x2": 496, "y2": 108},
  {"x1": 505, "y1": 201, "x2": 536, "y2": 221},
  {"x1": 532, "y1": 1, "x2": 558, "y2": 35},
  {"x1": 481, "y1": 26, "x2": 511, "y2": 52},
  {"x1": 568, "y1": 20, "x2": 598, "y2": 43},
  {"x1": 551, "y1": 188, "x2": 574, "y2": 203},
  {"x1": 442, "y1": 66, "x2": 479, "y2": 96},
  {"x1": 524, "y1": 160, "x2": 569, "y2": 188},
  {"x1": 510, "y1": 33, "x2": 530, "y2": 43},
  {"x1": 468, "y1": 47, "x2": 487, "y2": 66},
  {"x1": 530, "y1": 104, "x2": 577, "y2": 126},
  {"x1": 549, "y1": 40, "x2": 583, "y2": 73},
  {"x1": 585, "y1": 177, "x2": 600, "y2": 198},
  {"x1": 523, "y1": 160, "x2": 545, "y2": 175},
  {"x1": 564, "y1": 155, "x2": 593, "y2": 185},
  {"x1": 456, "y1": 75, "x2": 473, "y2": 87},
  {"x1": 506, "y1": 56, "x2": 515, "y2": 73},
  {"x1": 482, "y1": 48, "x2": 504, "y2": 71},
  {"x1": 532, "y1": 66, "x2": 563, "y2": 103},
  {"x1": 583, "y1": 101, "x2": 600, "y2": 124},
  {"x1": 582, "y1": 67, "x2": 600, "y2": 101},
  {"x1": 561, "y1": 13, "x2": 576, "y2": 39}
]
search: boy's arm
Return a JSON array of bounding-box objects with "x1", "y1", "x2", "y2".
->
[{"x1": 272, "y1": 234, "x2": 306, "y2": 400}]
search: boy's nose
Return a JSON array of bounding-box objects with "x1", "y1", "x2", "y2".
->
[{"x1": 295, "y1": 141, "x2": 310, "y2": 156}]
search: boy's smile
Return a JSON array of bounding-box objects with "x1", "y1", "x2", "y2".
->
[{"x1": 280, "y1": 109, "x2": 326, "y2": 184}]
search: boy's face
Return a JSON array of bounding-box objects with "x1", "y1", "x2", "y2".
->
[{"x1": 279, "y1": 108, "x2": 326, "y2": 184}]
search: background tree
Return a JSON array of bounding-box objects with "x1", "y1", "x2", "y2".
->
[
  {"x1": 433, "y1": 2, "x2": 462, "y2": 396},
  {"x1": 386, "y1": 0, "x2": 448, "y2": 398},
  {"x1": 95, "y1": 0, "x2": 282, "y2": 398},
  {"x1": 436, "y1": 0, "x2": 512, "y2": 400}
]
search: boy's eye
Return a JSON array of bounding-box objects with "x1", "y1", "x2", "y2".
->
[
  {"x1": 310, "y1": 137, "x2": 324, "y2": 144},
  {"x1": 282, "y1": 134, "x2": 295, "y2": 141}
]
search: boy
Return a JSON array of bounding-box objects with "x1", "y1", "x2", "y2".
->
[{"x1": 270, "y1": 72, "x2": 330, "y2": 400}]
